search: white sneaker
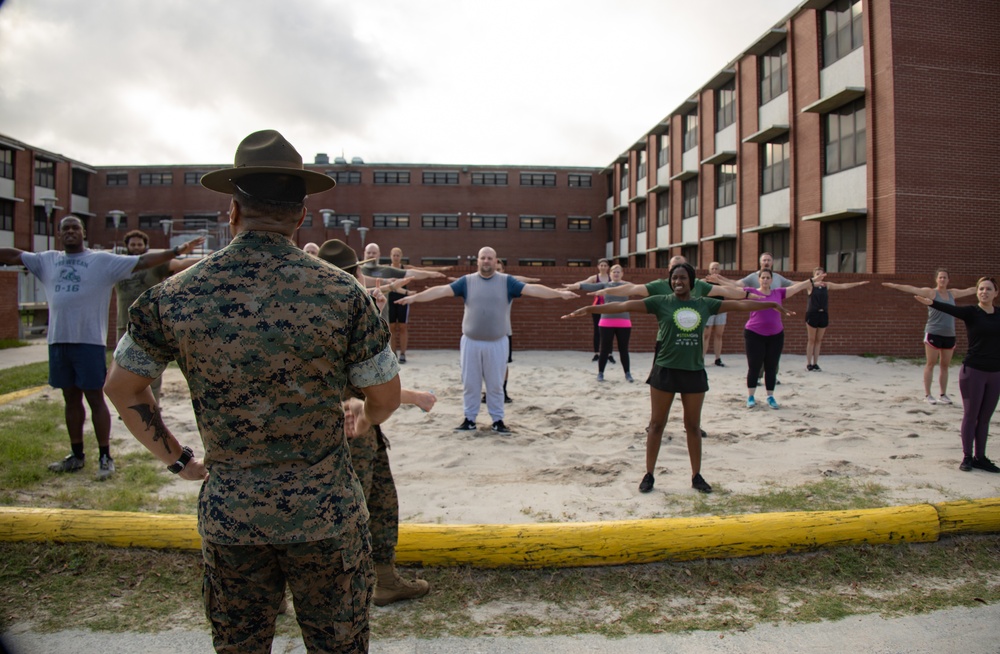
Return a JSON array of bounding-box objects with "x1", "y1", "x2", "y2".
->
[
  {"x1": 938, "y1": 394, "x2": 953, "y2": 405},
  {"x1": 924, "y1": 395, "x2": 937, "y2": 405}
]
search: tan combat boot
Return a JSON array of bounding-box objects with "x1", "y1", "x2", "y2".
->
[{"x1": 373, "y1": 563, "x2": 430, "y2": 607}]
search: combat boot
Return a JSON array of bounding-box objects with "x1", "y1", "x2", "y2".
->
[{"x1": 373, "y1": 563, "x2": 430, "y2": 606}]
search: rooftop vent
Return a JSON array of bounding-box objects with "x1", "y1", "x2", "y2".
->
[
  {"x1": 314, "y1": 153, "x2": 330, "y2": 165},
  {"x1": 350, "y1": 156, "x2": 365, "y2": 165},
  {"x1": 334, "y1": 156, "x2": 347, "y2": 164}
]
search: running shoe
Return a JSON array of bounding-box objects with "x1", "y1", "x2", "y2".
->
[
  {"x1": 767, "y1": 396, "x2": 780, "y2": 410},
  {"x1": 746, "y1": 396, "x2": 756, "y2": 409},
  {"x1": 638, "y1": 473, "x2": 655, "y2": 493},
  {"x1": 924, "y1": 395, "x2": 937, "y2": 405},
  {"x1": 454, "y1": 419, "x2": 477, "y2": 431},
  {"x1": 48, "y1": 454, "x2": 84, "y2": 473},
  {"x1": 95, "y1": 454, "x2": 115, "y2": 481},
  {"x1": 714, "y1": 359, "x2": 725, "y2": 367},
  {"x1": 812, "y1": 365, "x2": 822, "y2": 372},
  {"x1": 938, "y1": 394, "x2": 953, "y2": 405},
  {"x1": 491, "y1": 420, "x2": 511, "y2": 434},
  {"x1": 701, "y1": 429, "x2": 707, "y2": 439},
  {"x1": 625, "y1": 373, "x2": 635, "y2": 383},
  {"x1": 971, "y1": 456, "x2": 1000, "y2": 473},
  {"x1": 959, "y1": 456, "x2": 973, "y2": 472},
  {"x1": 608, "y1": 355, "x2": 616, "y2": 365},
  {"x1": 691, "y1": 473, "x2": 713, "y2": 493},
  {"x1": 806, "y1": 364, "x2": 815, "y2": 371},
  {"x1": 504, "y1": 395, "x2": 513, "y2": 404},
  {"x1": 597, "y1": 373, "x2": 605, "y2": 382},
  {"x1": 481, "y1": 393, "x2": 486, "y2": 403},
  {"x1": 591, "y1": 354, "x2": 599, "y2": 362},
  {"x1": 398, "y1": 353, "x2": 406, "y2": 364}
]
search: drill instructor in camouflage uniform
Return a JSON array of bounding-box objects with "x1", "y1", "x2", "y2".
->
[{"x1": 105, "y1": 130, "x2": 400, "y2": 654}]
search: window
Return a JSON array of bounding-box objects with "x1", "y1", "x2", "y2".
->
[
  {"x1": 567, "y1": 259, "x2": 591, "y2": 267},
  {"x1": 106, "y1": 172, "x2": 128, "y2": 186},
  {"x1": 327, "y1": 171, "x2": 361, "y2": 185},
  {"x1": 635, "y1": 254, "x2": 647, "y2": 267},
  {"x1": 471, "y1": 172, "x2": 507, "y2": 186},
  {"x1": 373, "y1": 214, "x2": 409, "y2": 229},
  {"x1": 518, "y1": 259, "x2": 556, "y2": 267},
  {"x1": 374, "y1": 171, "x2": 411, "y2": 184},
  {"x1": 636, "y1": 151, "x2": 647, "y2": 180},
  {"x1": 568, "y1": 216, "x2": 591, "y2": 231},
  {"x1": 519, "y1": 215, "x2": 555, "y2": 230},
  {"x1": 520, "y1": 172, "x2": 556, "y2": 187},
  {"x1": 618, "y1": 215, "x2": 628, "y2": 239},
  {"x1": 619, "y1": 164, "x2": 629, "y2": 191},
  {"x1": 421, "y1": 257, "x2": 459, "y2": 266},
  {"x1": 682, "y1": 178, "x2": 698, "y2": 218},
  {"x1": 0, "y1": 147, "x2": 13, "y2": 179},
  {"x1": 0, "y1": 199, "x2": 13, "y2": 230},
  {"x1": 681, "y1": 245, "x2": 698, "y2": 268},
  {"x1": 139, "y1": 214, "x2": 170, "y2": 230},
  {"x1": 716, "y1": 80, "x2": 736, "y2": 130},
  {"x1": 139, "y1": 172, "x2": 173, "y2": 186},
  {"x1": 716, "y1": 163, "x2": 737, "y2": 208},
  {"x1": 421, "y1": 214, "x2": 459, "y2": 229},
  {"x1": 683, "y1": 111, "x2": 698, "y2": 151},
  {"x1": 824, "y1": 217, "x2": 866, "y2": 272},
  {"x1": 71, "y1": 169, "x2": 89, "y2": 197},
  {"x1": 184, "y1": 171, "x2": 205, "y2": 185},
  {"x1": 823, "y1": 0, "x2": 863, "y2": 66},
  {"x1": 656, "y1": 250, "x2": 673, "y2": 268},
  {"x1": 301, "y1": 213, "x2": 313, "y2": 227},
  {"x1": 34, "y1": 159, "x2": 55, "y2": 188},
  {"x1": 636, "y1": 204, "x2": 647, "y2": 233},
  {"x1": 715, "y1": 239, "x2": 736, "y2": 270},
  {"x1": 470, "y1": 214, "x2": 507, "y2": 229},
  {"x1": 104, "y1": 213, "x2": 126, "y2": 230},
  {"x1": 322, "y1": 213, "x2": 361, "y2": 229},
  {"x1": 657, "y1": 192, "x2": 669, "y2": 226},
  {"x1": 825, "y1": 99, "x2": 866, "y2": 174},
  {"x1": 657, "y1": 133, "x2": 670, "y2": 168},
  {"x1": 568, "y1": 174, "x2": 592, "y2": 188},
  {"x1": 34, "y1": 205, "x2": 48, "y2": 235},
  {"x1": 422, "y1": 171, "x2": 459, "y2": 185},
  {"x1": 760, "y1": 232, "x2": 790, "y2": 271},
  {"x1": 759, "y1": 41, "x2": 788, "y2": 105},
  {"x1": 761, "y1": 134, "x2": 790, "y2": 194}
]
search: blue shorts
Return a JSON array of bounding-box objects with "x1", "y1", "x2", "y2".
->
[{"x1": 49, "y1": 344, "x2": 108, "y2": 390}]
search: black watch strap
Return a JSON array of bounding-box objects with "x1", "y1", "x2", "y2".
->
[{"x1": 167, "y1": 446, "x2": 195, "y2": 474}]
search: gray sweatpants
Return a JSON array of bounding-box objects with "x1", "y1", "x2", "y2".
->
[{"x1": 460, "y1": 335, "x2": 507, "y2": 423}]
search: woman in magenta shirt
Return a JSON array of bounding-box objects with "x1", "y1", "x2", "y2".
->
[{"x1": 744, "y1": 269, "x2": 816, "y2": 409}]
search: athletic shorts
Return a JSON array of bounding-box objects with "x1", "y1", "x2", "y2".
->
[
  {"x1": 706, "y1": 312, "x2": 727, "y2": 327},
  {"x1": 805, "y1": 311, "x2": 829, "y2": 329},
  {"x1": 48, "y1": 343, "x2": 108, "y2": 390},
  {"x1": 925, "y1": 333, "x2": 956, "y2": 350},
  {"x1": 646, "y1": 365, "x2": 709, "y2": 394},
  {"x1": 387, "y1": 294, "x2": 409, "y2": 323}
]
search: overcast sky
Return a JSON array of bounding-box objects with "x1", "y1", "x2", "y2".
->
[{"x1": 0, "y1": 0, "x2": 796, "y2": 169}]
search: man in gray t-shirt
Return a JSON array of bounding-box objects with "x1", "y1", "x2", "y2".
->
[
  {"x1": 0, "y1": 215, "x2": 202, "y2": 479},
  {"x1": 396, "y1": 246, "x2": 577, "y2": 433}
]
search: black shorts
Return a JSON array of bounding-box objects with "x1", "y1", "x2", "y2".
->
[
  {"x1": 645, "y1": 365, "x2": 709, "y2": 394},
  {"x1": 925, "y1": 333, "x2": 956, "y2": 350},
  {"x1": 805, "y1": 311, "x2": 829, "y2": 329},
  {"x1": 387, "y1": 294, "x2": 409, "y2": 324}
]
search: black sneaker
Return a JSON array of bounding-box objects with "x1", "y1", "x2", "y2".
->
[
  {"x1": 971, "y1": 456, "x2": 1000, "y2": 473},
  {"x1": 638, "y1": 473, "x2": 654, "y2": 493},
  {"x1": 504, "y1": 395, "x2": 513, "y2": 404},
  {"x1": 491, "y1": 420, "x2": 511, "y2": 434},
  {"x1": 714, "y1": 359, "x2": 725, "y2": 367},
  {"x1": 48, "y1": 454, "x2": 85, "y2": 473},
  {"x1": 481, "y1": 393, "x2": 486, "y2": 404},
  {"x1": 608, "y1": 355, "x2": 616, "y2": 365},
  {"x1": 591, "y1": 354, "x2": 599, "y2": 362},
  {"x1": 959, "y1": 456, "x2": 973, "y2": 472},
  {"x1": 692, "y1": 473, "x2": 713, "y2": 493},
  {"x1": 455, "y1": 419, "x2": 477, "y2": 431},
  {"x1": 700, "y1": 429, "x2": 707, "y2": 439},
  {"x1": 812, "y1": 365, "x2": 822, "y2": 372}
]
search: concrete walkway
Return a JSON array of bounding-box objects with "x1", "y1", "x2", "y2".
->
[{"x1": 0, "y1": 340, "x2": 48, "y2": 370}]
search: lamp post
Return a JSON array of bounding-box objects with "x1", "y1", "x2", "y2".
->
[
  {"x1": 42, "y1": 196, "x2": 57, "y2": 250},
  {"x1": 107, "y1": 210, "x2": 125, "y2": 253},
  {"x1": 357, "y1": 226, "x2": 369, "y2": 250},
  {"x1": 160, "y1": 219, "x2": 174, "y2": 250}
]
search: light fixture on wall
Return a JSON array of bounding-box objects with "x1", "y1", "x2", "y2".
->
[{"x1": 107, "y1": 210, "x2": 125, "y2": 252}]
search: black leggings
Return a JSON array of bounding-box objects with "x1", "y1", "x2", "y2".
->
[
  {"x1": 599, "y1": 327, "x2": 631, "y2": 374},
  {"x1": 592, "y1": 313, "x2": 601, "y2": 353},
  {"x1": 744, "y1": 329, "x2": 784, "y2": 392}
]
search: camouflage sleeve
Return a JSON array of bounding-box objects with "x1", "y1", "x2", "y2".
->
[
  {"x1": 348, "y1": 344, "x2": 399, "y2": 389},
  {"x1": 124, "y1": 286, "x2": 176, "y2": 366},
  {"x1": 113, "y1": 332, "x2": 168, "y2": 379}
]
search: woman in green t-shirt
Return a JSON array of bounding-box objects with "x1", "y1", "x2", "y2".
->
[{"x1": 563, "y1": 263, "x2": 790, "y2": 495}]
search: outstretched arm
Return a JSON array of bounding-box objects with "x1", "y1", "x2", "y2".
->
[
  {"x1": 562, "y1": 299, "x2": 648, "y2": 319},
  {"x1": 951, "y1": 286, "x2": 980, "y2": 299},
  {"x1": 705, "y1": 273, "x2": 742, "y2": 288},
  {"x1": 825, "y1": 280, "x2": 869, "y2": 291},
  {"x1": 520, "y1": 284, "x2": 579, "y2": 300},
  {"x1": 882, "y1": 282, "x2": 934, "y2": 299},
  {"x1": 135, "y1": 236, "x2": 205, "y2": 272},
  {"x1": 395, "y1": 283, "x2": 455, "y2": 305},
  {"x1": 708, "y1": 285, "x2": 764, "y2": 299},
  {"x1": 0, "y1": 248, "x2": 26, "y2": 266},
  {"x1": 783, "y1": 272, "x2": 825, "y2": 299},
  {"x1": 590, "y1": 282, "x2": 649, "y2": 298},
  {"x1": 403, "y1": 268, "x2": 446, "y2": 280}
]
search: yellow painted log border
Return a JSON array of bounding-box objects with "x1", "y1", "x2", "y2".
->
[{"x1": 0, "y1": 500, "x2": 997, "y2": 568}]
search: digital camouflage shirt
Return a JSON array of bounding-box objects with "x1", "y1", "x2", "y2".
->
[{"x1": 114, "y1": 230, "x2": 398, "y2": 545}]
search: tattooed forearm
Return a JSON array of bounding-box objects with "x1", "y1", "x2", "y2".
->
[{"x1": 127, "y1": 403, "x2": 173, "y2": 454}]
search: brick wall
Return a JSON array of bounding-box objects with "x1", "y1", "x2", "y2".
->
[{"x1": 0, "y1": 271, "x2": 19, "y2": 341}]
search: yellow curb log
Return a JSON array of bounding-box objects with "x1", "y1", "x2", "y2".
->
[{"x1": 2, "y1": 500, "x2": 997, "y2": 568}]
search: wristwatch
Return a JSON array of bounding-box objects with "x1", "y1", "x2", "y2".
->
[{"x1": 167, "y1": 446, "x2": 195, "y2": 474}]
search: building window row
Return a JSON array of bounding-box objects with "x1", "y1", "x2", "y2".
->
[
  {"x1": 185, "y1": 171, "x2": 206, "y2": 185},
  {"x1": 34, "y1": 159, "x2": 55, "y2": 189},
  {"x1": 373, "y1": 214, "x2": 409, "y2": 229},
  {"x1": 520, "y1": 215, "x2": 556, "y2": 230},
  {"x1": 470, "y1": 214, "x2": 507, "y2": 229},
  {"x1": 567, "y1": 216, "x2": 591, "y2": 231},
  {"x1": 106, "y1": 172, "x2": 128, "y2": 186},
  {"x1": 568, "y1": 174, "x2": 592, "y2": 188},
  {"x1": 823, "y1": 0, "x2": 863, "y2": 67},
  {"x1": 422, "y1": 171, "x2": 459, "y2": 185},
  {"x1": 140, "y1": 172, "x2": 173, "y2": 186},
  {"x1": 374, "y1": 171, "x2": 411, "y2": 185},
  {"x1": 471, "y1": 172, "x2": 507, "y2": 186},
  {"x1": 760, "y1": 40, "x2": 788, "y2": 105},
  {"x1": 520, "y1": 172, "x2": 556, "y2": 187}
]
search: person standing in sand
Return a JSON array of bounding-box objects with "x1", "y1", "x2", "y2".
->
[
  {"x1": 565, "y1": 264, "x2": 635, "y2": 382},
  {"x1": 569, "y1": 258, "x2": 614, "y2": 363},
  {"x1": 702, "y1": 262, "x2": 729, "y2": 368},
  {"x1": 803, "y1": 267, "x2": 868, "y2": 372},
  {"x1": 883, "y1": 270, "x2": 978, "y2": 405},
  {"x1": 914, "y1": 277, "x2": 1000, "y2": 473},
  {"x1": 563, "y1": 262, "x2": 792, "y2": 495}
]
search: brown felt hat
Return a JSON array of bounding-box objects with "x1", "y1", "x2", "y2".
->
[
  {"x1": 317, "y1": 239, "x2": 377, "y2": 271},
  {"x1": 201, "y1": 130, "x2": 336, "y2": 195}
]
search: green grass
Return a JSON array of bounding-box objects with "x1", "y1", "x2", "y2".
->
[
  {"x1": 0, "y1": 360, "x2": 49, "y2": 395},
  {"x1": 0, "y1": 339, "x2": 30, "y2": 350}
]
